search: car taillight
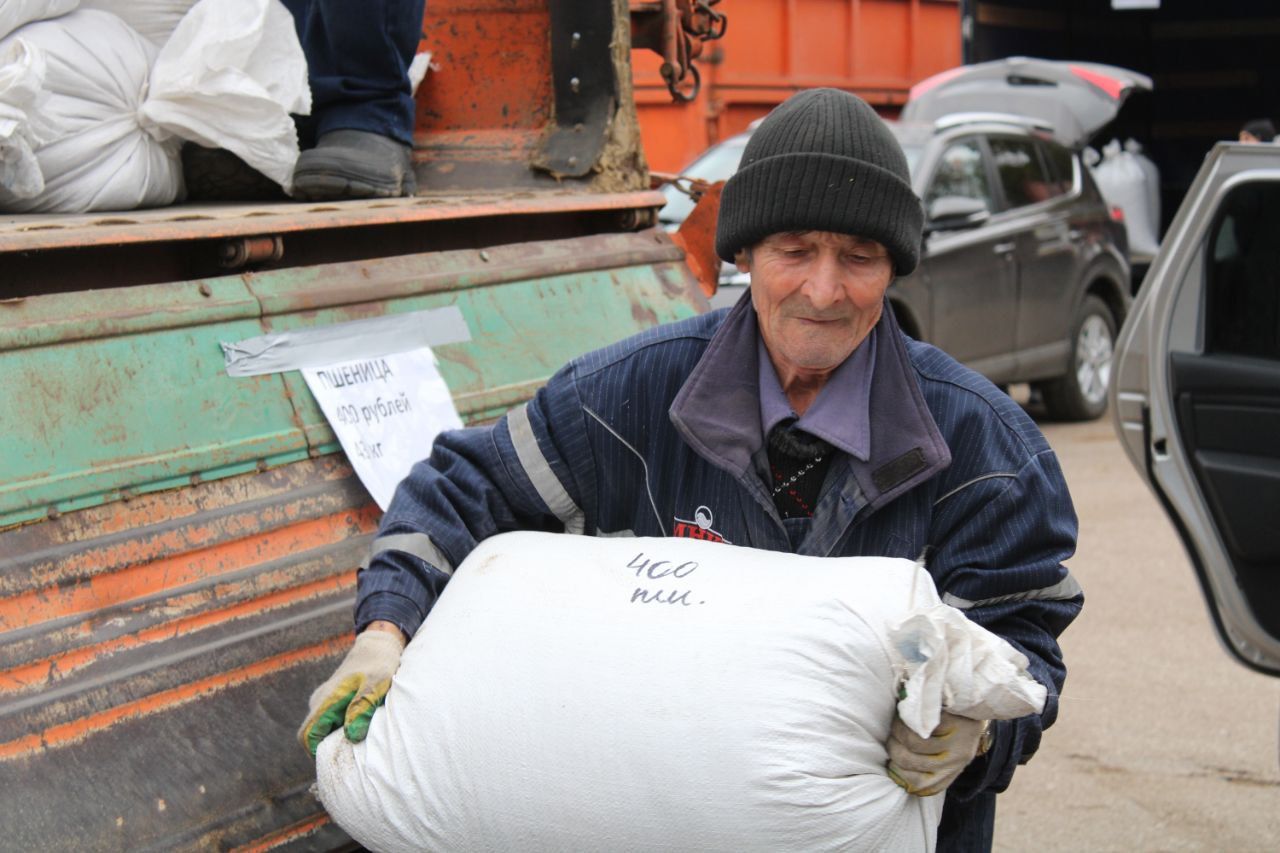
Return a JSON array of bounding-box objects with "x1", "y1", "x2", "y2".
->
[
  {"x1": 907, "y1": 66, "x2": 967, "y2": 101},
  {"x1": 1109, "y1": 205, "x2": 1125, "y2": 223},
  {"x1": 1069, "y1": 64, "x2": 1127, "y2": 100}
]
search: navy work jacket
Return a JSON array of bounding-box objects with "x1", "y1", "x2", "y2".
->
[{"x1": 357, "y1": 295, "x2": 1082, "y2": 848}]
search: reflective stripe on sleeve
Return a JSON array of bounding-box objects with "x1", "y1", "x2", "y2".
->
[
  {"x1": 361, "y1": 532, "x2": 455, "y2": 575},
  {"x1": 932, "y1": 472, "x2": 1018, "y2": 507},
  {"x1": 942, "y1": 573, "x2": 1083, "y2": 610},
  {"x1": 507, "y1": 402, "x2": 586, "y2": 534}
]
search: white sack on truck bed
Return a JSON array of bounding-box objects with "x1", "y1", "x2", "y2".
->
[
  {"x1": 0, "y1": 0, "x2": 308, "y2": 212},
  {"x1": 0, "y1": 38, "x2": 53, "y2": 198},
  {"x1": 79, "y1": 0, "x2": 196, "y2": 48},
  {"x1": 141, "y1": 0, "x2": 310, "y2": 189},
  {"x1": 0, "y1": 9, "x2": 181, "y2": 212},
  {"x1": 315, "y1": 532, "x2": 1046, "y2": 853},
  {"x1": 0, "y1": 0, "x2": 78, "y2": 42}
]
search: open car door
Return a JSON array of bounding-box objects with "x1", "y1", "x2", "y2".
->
[{"x1": 1111, "y1": 142, "x2": 1280, "y2": 676}]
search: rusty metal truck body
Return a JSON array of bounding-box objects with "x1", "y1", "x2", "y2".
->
[{"x1": 0, "y1": 1, "x2": 714, "y2": 847}]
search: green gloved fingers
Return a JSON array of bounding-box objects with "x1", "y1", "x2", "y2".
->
[
  {"x1": 297, "y1": 627, "x2": 406, "y2": 758},
  {"x1": 343, "y1": 677, "x2": 393, "y2": 743},
  {"x1": 300, "y1": 681, "x2": 359, "y2": 756},
  {"x1": 885, "y1": 764, "x2": 916, "y2": 795}
]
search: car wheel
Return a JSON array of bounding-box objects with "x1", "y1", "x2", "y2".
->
[{"x1": 1040, "y1": 294, "x2": 1116, "y2": 421}]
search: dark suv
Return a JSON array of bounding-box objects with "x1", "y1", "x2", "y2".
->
[
  {"x1": 889, "y1": 113, "x2": 1130, "y2": 420},
  {"x1": 660, "y1": 112, "x2": 1130, "y2": 420}
]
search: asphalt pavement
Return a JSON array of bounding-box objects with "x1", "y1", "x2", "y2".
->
[{"x1": 992, "y1": 403, "x2": 1280, "y2": 851}]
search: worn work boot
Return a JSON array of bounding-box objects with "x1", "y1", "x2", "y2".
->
[{"x1": 291, "y1": 130, "x2": 417, "y2": 201}]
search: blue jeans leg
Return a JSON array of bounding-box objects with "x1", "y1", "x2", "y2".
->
[{"x1": 282, "y1": 0, "x2": 426, "y2": 147}]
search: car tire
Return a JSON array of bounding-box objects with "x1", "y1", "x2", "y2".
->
[{"x1": 1040, "y1": 294, "x2": 1116, "y2": 421}]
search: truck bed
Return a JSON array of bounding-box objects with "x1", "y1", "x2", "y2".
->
[{"x1": 0, "y1": 188, "x2": 704, "y2": 850}]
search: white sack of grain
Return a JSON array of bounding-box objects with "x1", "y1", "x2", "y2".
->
[
  {"x1": 0, "y1": 0, "x2": 78, "y2": 42},
  {"x1": 316, "y1": 531, "x2": 1046, "y2": 852},
  {"x1": 78, "y1": 0, "x2": 196, "y2": 48},
  {"x1": 0, "y1": 0, "x2": 308, "y2": 211}
]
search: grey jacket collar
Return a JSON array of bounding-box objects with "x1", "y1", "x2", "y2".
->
[{"x1": 669, "y1": 293, "x2": 951, "y2": 512}]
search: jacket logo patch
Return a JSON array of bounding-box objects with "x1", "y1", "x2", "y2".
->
[{"x1": 673, "y1": 505, "x2": 730, "y2": 544}]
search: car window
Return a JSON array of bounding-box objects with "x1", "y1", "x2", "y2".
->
[
  {"x1": 684, "y1": 137, "x2": 748, "y2": 182},
  {"x1": 1206, "y1": 180, "x2": 1280, "y2": 359},
  {"x1": 899, "y1": 143, "x2": 924, "y2": 178},
  {"x1": 1038, "y1": 139, "x2": 1075, "y2": 197},
  {"x1": 924, "y1": 138, "x2": 993, "y2": 211},
  {"x1": 989, "y1": 136, "x2": 1055, "y2": 208}
]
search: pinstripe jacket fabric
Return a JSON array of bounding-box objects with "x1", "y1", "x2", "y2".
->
[{"x1": 356, "y1": 293, "x2": 1081, "y2": 839}]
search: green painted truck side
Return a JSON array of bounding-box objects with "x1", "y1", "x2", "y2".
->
[{"x1": 0, "y1": 0, "x2": 710, "y2": 846}]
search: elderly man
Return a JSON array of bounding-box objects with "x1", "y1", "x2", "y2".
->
[{"x1": 300, "y1": 88, "x2": 1081, "y2": 851}]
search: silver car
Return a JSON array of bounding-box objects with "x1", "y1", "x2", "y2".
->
[{"x1": 1111, "y1": 140, "x2": 1280, "y2": 677}]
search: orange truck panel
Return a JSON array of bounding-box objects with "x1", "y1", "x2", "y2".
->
[{"x1": 634, "y1": 0, "x2": 962, "y2": 172}]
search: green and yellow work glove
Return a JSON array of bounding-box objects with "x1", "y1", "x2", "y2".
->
[
  {"x1": 886, "y1": 710, "x2": 990, "y2": 797},
  {"x1": 298, "y1": 624, "x2": 406, "y2": 757}
]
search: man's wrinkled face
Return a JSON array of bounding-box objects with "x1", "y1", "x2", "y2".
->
[{"x1": 738, "y1": 230, "x2": 894, "y2": 387}]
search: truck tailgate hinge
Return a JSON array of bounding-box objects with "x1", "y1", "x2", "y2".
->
[
  {"x1": 532, "y1": 0, "x2": 619, "y2": 179},
  {"x1": 630, "y1": 0, "x2": 726, "y2": 102}
]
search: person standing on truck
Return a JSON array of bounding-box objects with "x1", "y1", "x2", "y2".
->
[
  {"x1": 183, "y1": 0, "x2": 425, "y2": 202},
  {"x1": 284, "y1": 0, "x2": 425, "y2": 200},
  {"x1": 299, "y1": 88, "x2": 1082, "y2": 852}
]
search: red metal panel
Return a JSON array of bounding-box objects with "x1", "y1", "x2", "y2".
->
[
  {"x1": 794, "y1": 0, "x2": 855, "y2": 79},
  {"x1": 633, "y1": 81, "x2": 716, "y2": 176},
  {"x1": 856, "y1": 0, "x2": 916, "y2": 85},
  {"x1": 415, "y1": 0, "x2": 552, "y2": 135},
  {"x1": 633, "y1": 0, "x2": 963, "y2": 172},
  {"x1": 723, "y1": 0, "x2": 792, "y2": 79}
]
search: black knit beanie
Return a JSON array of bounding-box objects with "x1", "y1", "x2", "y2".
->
[{"x1": 715, "y1": 88, "x2": 923, "y2": 275}]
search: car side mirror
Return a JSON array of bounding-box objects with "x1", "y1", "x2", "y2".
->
[{"x1": 925, "y1": 196, "x2": 990, "y2": 233}]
